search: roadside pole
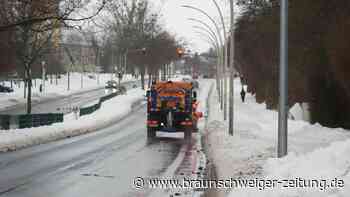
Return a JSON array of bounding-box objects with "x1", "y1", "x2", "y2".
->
[
  {"x1": 211, "y1": 0, "x2": 228, "y2": 120},
  {"x1": 229, "y1": 0, "x2": 235, "y2": 136},
  {"x1": 224, "y1": 41, "x2": 228, "y2": 120},
  {"x1": 278, "y1": 0, "x2": 289, "y2": 158},
  {"x1": 220, "y1": 48, "x2": 224, "y2": 111}
]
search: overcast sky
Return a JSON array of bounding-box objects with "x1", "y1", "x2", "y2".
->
[{"x1": 150, "y1": 0, "x2": 231, "y2": 53}]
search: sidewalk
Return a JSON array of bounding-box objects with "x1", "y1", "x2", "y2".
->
[{"x1": 205, "y1": 79, "x2": 350, "y2": 197}]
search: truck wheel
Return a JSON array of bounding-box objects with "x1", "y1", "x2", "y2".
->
[
  {"x1": 147, "y1": 127, "x2": 156, "y2": 139},
  {"x1": 184, "y1": 128, "x2": 192, "y2": 141}
]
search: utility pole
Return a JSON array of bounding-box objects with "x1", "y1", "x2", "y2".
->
[
  {"x1": 229, "y1": 0, "x2": 235, "y2": 135},
  {"x1": 224, "y1": 42, "x2": 228, "y2": 120},
  {"x1": 278, "y1": 0, "x2": 289, "y2": 158}
]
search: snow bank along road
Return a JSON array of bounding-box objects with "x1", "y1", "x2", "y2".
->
[
  {"x1": 204, "y1": 79, "x2": 350, "y2": 197},
  {"x1": 0, "y1": 80, "x2": 213, "y2": 197},
  {"x1": 0, "y1": 80, "x2": 138, "y2": 115}
]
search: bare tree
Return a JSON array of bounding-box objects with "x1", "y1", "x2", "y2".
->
[
  {"x1": 106, "y1": 0, "x2": 182, "y2": 89},
  {"x1": 0, "y1": 0, "x2": 107, "y2": 32},
  {"x1": 83, "y1": 30, "x2": 101, "y2": 69},
  {"x1": 0, "y1": 0, "x2": 107, "y2": 114}
]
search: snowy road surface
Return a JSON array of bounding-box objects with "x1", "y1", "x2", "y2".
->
[
  {"x1": 0, "y1": 106, "x2": 188, "y2": 197},
  {"x1": 0, "y1": 80, "x2": 138, "y2": 115}
]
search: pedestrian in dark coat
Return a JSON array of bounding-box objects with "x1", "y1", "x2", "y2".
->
[{"x1": 240, "y1": 87, "x2": 246, "y2": 103}]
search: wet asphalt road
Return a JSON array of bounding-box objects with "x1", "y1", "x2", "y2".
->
[
  {"x1": 0, "y1": 81, "x2": 139, "y2": 115},
  {"x1": 0, "y1": 106, "x2": 186, "y2": 197}
]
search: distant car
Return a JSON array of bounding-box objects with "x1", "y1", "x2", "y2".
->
[
  {"x1": 0, "y1": 85, "x2": 14, "y2": 93},
  {"x1": 132, "y1": 84, "x2": 137, "y2": 88},
  {"x1": 105, "y1": 80, "x2": 118, "y2": 89}
]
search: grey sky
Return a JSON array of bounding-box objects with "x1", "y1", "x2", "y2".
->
[{"x1": 150, "y1": 0, "x2": 231, "y2": 53}]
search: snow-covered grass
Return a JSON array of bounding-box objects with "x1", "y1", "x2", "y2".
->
[
  {"x1": 0, "y1": 88, "x2": 145, "y2": 152},
  {"x1": 205, "y1": 79, "x2": 350, "y2": 197},
  {"x1": 0, "y1": 73, "x2": 137, "y2": 110}
]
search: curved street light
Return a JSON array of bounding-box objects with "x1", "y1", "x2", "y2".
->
[
  {"x1": 182, "y1": 4, "x2": 229, "y2": 117},
  {"x1": 182, "y1": 4, "x2": 225, "y2": 110},
  {"x1": 194, "y1": 31, "x2": 219, "y2": 52},
  {"x1": 211, "y1": 0, "x2": 227, "y2": 39},
  {"x1": 182, "y1": 5, "x2": 224, "y2": 47},
  {"x1": 210, "y1": 0, "x2": 229, "y2": 120},
  {"x1": 193, "y1": 29, "x2": 221, "y2": 65},
  {"x1": 192, "y1": 25, "x2": 220, "y2": 48},
  {"x1": 194, "y1": 32, "x2": 221, "y2": 84},
  {"x1": 187, "y1": 17, "x2": 223, "y2": 88},
  {"x1": 193, "y1": 31, "x2": 220, "y2": 63},
  {"x1": 188, "y1": 18, "x2": 221, "y2": 47}
]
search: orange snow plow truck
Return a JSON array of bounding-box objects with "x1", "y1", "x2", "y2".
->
[{"x1": 146, "y1": 81, "x2": 203, "y2": 140}]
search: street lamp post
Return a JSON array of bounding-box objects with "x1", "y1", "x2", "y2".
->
[
  {"x1": 194, "y1": 33, "x2": 221, "y2": 84},
  {"x1": 228, "y1": 0, "x2": 235, "y2": 136},
  {"x1": 188, "y1": 18, "x2": 221, "y2": 50},
  {"x1": 278, "y1": 0, "x2": 289, "y2": 158},
  {"x1": 194, "y1": 32, "x2": 220, "y2": 54},
  {"x1": 182, "y1": 5, "x2": 225, "y2": 110},
  {"x1": 192, "y1": 25, "x2": 223, "y2": 94},
  {"x1": 211, "y1": 0, "x2": 229, "y2": 121},
  {"x1": 192, "y1": 26, "x2": 224, "y2": 103},
  {"x1": 189, "y1": 18, "x2": 223, "y2": 101}
]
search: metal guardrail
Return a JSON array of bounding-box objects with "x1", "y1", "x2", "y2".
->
[
  {"x1": 99, "y1": 92, "x2": 118, "y2": 103},
  {"x1": 0, "y1": 114, "x2": 63, "y2": 130},
  {"x1": 79, "y1": 88, "x2": 126, "y2": 117},
  {"x1": 0, "y1": 87, "x2": 127, "y2": 130},
  {"x1": 18, "y1": 114, "x2": 64, "y2": 129},
  {"x1": 79, "y1": 102, "x2": 102, "y2": 116},
  {"x1": 0, "y1": 115, "x2": 10, "y2": 130}
]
